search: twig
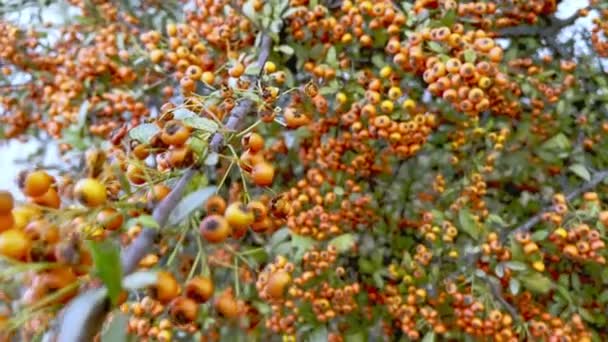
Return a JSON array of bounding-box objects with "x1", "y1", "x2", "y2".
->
[
  {"x1": 209, "y1": 34, "x2": 274, "y2": 153},
  {"x1": 54, "y1": 168, "x2": 196, "y2": 342},
  {"x1": 54, "y1": 21, "x2": 280, "y2": 342},
  {"x1": 498, "y1": 13, "x2": 580, "y2": 38},
  {"x1": 482, "y1": 276, "x2": 520, "y2": 320},
  {"x1": 122, "y1": 167, "x2": 196, "y2": 274},
  {"x1": 503, "y1": 168, "x2": 608, "y2": 241},
  {"x1": 447, "y1": 169, "x2": 608, "y2": 299}
]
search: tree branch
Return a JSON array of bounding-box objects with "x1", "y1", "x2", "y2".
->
[
  {"x1": 55, "y1": 23, "x2": 280, "y2": 342},
  {"x1": 504, "y1": 168, "x2": 608, "y2": 240},
  {"x1": 498, "y1": 13, "x2": 580, "y2": 38},
  {"x1": 446, "y1": 169, "x2": 608, "y2": 311},
  {"x1": 54, "y1": 168, "x2": 196, "y2": 342},
  {"x1": 483, "y1": 276, "x2": 520, "y2": 320},
  {"x1": 121, "y1": 167, "x2": 195, "y2": 274},
  {"x1": 209, "y1": 34, "x2": 274, "y2": 153}
]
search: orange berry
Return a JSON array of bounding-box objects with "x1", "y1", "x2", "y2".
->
[
  {"x1": 185, "y1": 276, "x2": 214, "y2": 303},
  {"x1": 229, "y1": 62, "x2": 245, "y2": 78},
  {"x1": 215, "y1": 291, "x2": 239, "y2": 319},
  {"x1": 200, "y1": 214, "x2": 231, "y2": 243},
  {"x1": 251, "y1": 161, "x2": 275, "y2": 187},
  {"x1": 126, "y1": 164, "x2": 147, "y2": 185},
  {"x1": 247, "y1": 201, "x2": 267, "y2": 222},
  {"x1": 0, "y1": 191, "x2": 14, "y2": 214},
  {"x1": 74, "y1": 178, "x2": 107, "y2": 207},
  {"x1": 205, "y1": 195, "x2": 227, "y2": 215},
  {"x1": 265, "y1": 270, "x2": 292, "y2": 299},
  {"x1": 97, "y1": 208, "x2": 124, "y2": 231},
  {"x1": 0, "y1": 229, "x2": 31, "y2": 260},
  {"x1": 154, "y1": 271, "x2": 181, "y2": 304},
  {"x1": 168, "y1": 296, "x2": 199, "y2": 323},
  {"x1": 147, "y1": 184, "x2": 171, "y2": 203},
  {"x1": 30, "y1": 188, "x2": 61, "y2": 209},
  {"x1": 19, "y1": 170, "x2": 53, "y2": 197},
  {"x1": 241, "y1": 132, "x2": 264, "y2": 153},
  {"x1": 0, "y1": 213, "x2": 14, "y2": 232},
  {"x1": 160, "y1": 120, "x2": 190, "y2": 146}
]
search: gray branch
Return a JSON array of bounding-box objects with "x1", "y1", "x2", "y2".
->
[
  {"x1": 54, "y1": 168, "x2": 195, "y2": 342},
  {"x1": 53, "y1": 29, "x2": 279, "y2": 342},
  {"x1": 504, "y1": 168, "x2": 608, "y2": 239},
  {"x1": 498, "y1": 13, "x2": 580, "y2": 38},
  {"x1": 209, "y1": 34, "x2": 274, "y2": 152}
]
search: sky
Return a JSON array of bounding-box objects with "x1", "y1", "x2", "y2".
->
[{"x1": 0, "y1": 0, "x2": 603, "y2": 195}]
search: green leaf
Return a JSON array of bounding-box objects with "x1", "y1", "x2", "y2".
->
[
  {"x1": 598, "y1": 289, "x2": 608, "y2": 303},
  {"x1": 282, "y1": 6, "x2": 306, "y2": 19},
  {"x1": 292, "y1": 233, "x2": 316, "y2": 262},
  {"x1": 167, "y1": 186, "x2": 217, "y2": 226},
  {"x1": 172, "y1": 107, "x2": 196, "y2": 120},
  {"x1": 173, "y1": 108, "x2": 218, "y2": 133},
  {"x1": 268, "y1": 227, "x2": 290, "y2": 247},
  {"x1": 242, "y1": 0, "x2": 257, "y2": 22},
  {"x1": 601, "y1": 268, "x2": 608, "y2": 284},
  {"x1": 344, "y1": 331, "x2": 366, "y2": 342},
  {"x1": 245, "y1": 64, "x2": 261, "y2": 76},
  {"x1": 86, "y1": 240, "x2": 123, "y2": 305},
  {"x1": 569, "y1": 164, "x2": 591, "y2": 181},
  {"x1": 273, "y1": 241, "x2": 292, "y2": 256},
  {"x1": 128, "y1": 215, "x2": 160, "y2": 229},
  {"x1": 112, "y1": 164, "x2": 131, "y2": 195},
  {"x1": 61, "y1": 126, "x2": 89, "y2": 150},
  {"x1": 205, "y1": 152, "x2": 219, "y2": 166},
  {"x1": 56, "y1": 288, "x2": 108, "y2": 341},
  {"x1": 556, "y1": 100, "x2": 566, "y2": 115},
  {"x1": 519, "y1": 272, "x2": 553, "y2": 294},
  {"x1": 578, "y1": 308, "x2": 596, "y2": 323},
  {"x1": 328, "y1": 234, "x2": 356, "y2": 253},
  {"x1": 373, "y1": 270, "x2": 385, "y2": 288},
  {"x1": 571, "y1": 273, "x2": 581, "y2": 290},
  {"x1": 427, "y1": 41, "x2": 446, "y2": 54},
  {"x1": 269, "y1": 20, "x2": 282, "y2": 34},
  {"x1": 326, "y1": 46, "x2": 338, "y2": 68},
  {"x1": 495, "y1": 263, "x2": 504, "y2": 278},
  {"x1": 439, "y1": 10, "x2": 456, "y2": 27},
  {"x1": 371, "y1": 54, "x2": 385, "y2": 69},
  {"x1": 487, "y1": 214, "x2": 507, "y2": 227},
  {"x1": 101, "y1": 312, "x2": 128, "y2": 342},
  {"x1": 509, "y1": 278, "x2": 520, "y2": 295},
  {"x1": 554, "y1": 284, "x2": 573, "y2": 304},
  {"x1": 531, "y1": 230, "x2": 549, "y2": 241},
  {"x1": 189, "y1": 136, "x2": 207, "y2": 157},
  {"x1": 458, "y1": 208, "x2": 480, "y2": 240},
  {"x1": 129, "y1": 123, "x2": 159, "y2": 143},
  {"x1": 122, "y1": 271, "x2": 159, "y2": 290},
  {"x1": 504, "y1": 261, "x2": 528, "y2": 271},
  {"x1": 77, "y1": 100, "x2": 89, "y2": 130},
  {"x1": 422, "y1": 332, "x2": 436, "y2": 342},
  {"x1": 463, "y1": 50, "x2": 477, "y2": 63},
  {"x1": 184, "y1": 116, "x2": 218, "y2": 133},
  {"x1": 276, "y1": 44, "x2": 295, "y2": 55},
  {"x1": 309, "y1": 44, "x2": 324, "y2": 60},
  {"x1": 541, "y1": 133, "x2": 571, "y2": 151},
  {"x1": 359, "y1": 258, "x2": 374, "y2": 274},
  {"x1": 307, "y1": 325, "x2": 328, "y2": 342}
]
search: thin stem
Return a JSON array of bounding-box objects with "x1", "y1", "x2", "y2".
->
[
  {"x1": 234, "y1": 257, "x2": 240, "y2": 297},
  {"x1": 216, "y1": 160, "x2": 235, "y2": 194},
  {"x1": 227, "y1": 144, "x2": 250, "y2": 201},
  {"x1": 236, "y1": 119, "x2": 262, "y2": 138}
]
